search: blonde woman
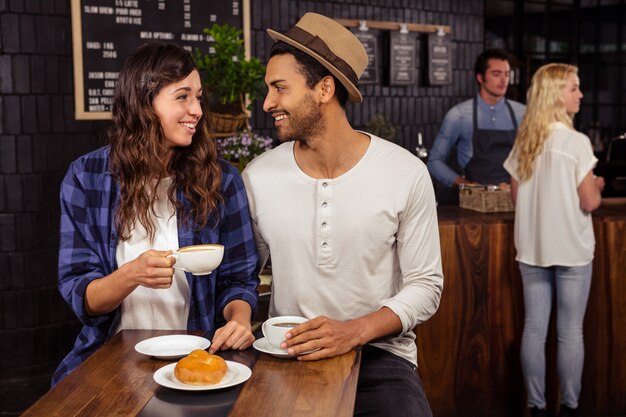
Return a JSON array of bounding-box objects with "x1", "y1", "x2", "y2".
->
[{"x1": 504, "y1": 63, "x2": 604, "y2": 417}]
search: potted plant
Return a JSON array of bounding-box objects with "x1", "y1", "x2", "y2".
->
[
  {"x1": 194, "y1": 23, "x2": 266, "y2": 134},
  {"x1": 217, "y1": 129, "x2": 274, "y2": 172},
  {"x1": 366, "y1": 114, "x2": 397, "y2": 140}
]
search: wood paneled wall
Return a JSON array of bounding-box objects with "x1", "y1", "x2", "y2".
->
[
  {"x1": 416, "y1": 203, "x2": 626, "y2": 417},
  {"x1": 580, "y1": 207, "x2": 626, "y2": 416}
]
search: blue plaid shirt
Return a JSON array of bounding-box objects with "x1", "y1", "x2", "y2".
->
[{"x1": 52, "y1": 146, "x2": 259, "y2": 386}]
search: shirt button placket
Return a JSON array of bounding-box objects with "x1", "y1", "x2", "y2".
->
[{"x1": 319, "y1": 180, "x2": 331, "y2": 265}]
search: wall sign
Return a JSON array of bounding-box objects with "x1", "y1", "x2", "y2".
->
[
  {"x1": 428, "y1": 33, "x2": 452, "y2": 85},
  {"x1": 353, "y1": 30, "x2": 379, "y2": 85},
  {"x1": 389, "y1": 31, "x2": 416, "y2": 86},
  {"x1": 71, "y1": 0, "x2": 250, "y2": 120},
  {"x1": 336, "y1": 19, "x2": 451, "y2": 89}
]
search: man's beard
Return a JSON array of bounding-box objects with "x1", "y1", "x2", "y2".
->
[{"x1": 276, "y1": 93, "x2": 325, "y2": 144}]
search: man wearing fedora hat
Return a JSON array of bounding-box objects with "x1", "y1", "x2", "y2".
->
[{"x1": 242, "y1": 13, "x2": 443, "y2": 417}]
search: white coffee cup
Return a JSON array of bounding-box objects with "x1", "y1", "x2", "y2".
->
[
  {"x1": 168, "y1": 244, "x2": 224, "y2": 275},
  {"x1": 262, "y1": 316, "x2": 307, "y2": 350}
]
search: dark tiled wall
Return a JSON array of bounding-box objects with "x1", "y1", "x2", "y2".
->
[
  {"x1": 0, "y1": 0, "x2": 107, "y2": 415},
  {"x1": 0, "y1": 0, "x2": 483, "y2": 414}
]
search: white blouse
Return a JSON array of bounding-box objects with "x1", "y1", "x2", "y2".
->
[
  {"x1": 504, "y1": 122, "x2": 598, "y2": 267},
  {"x1": 114, "y1": 177, "x2": 190, "y2": 332}
]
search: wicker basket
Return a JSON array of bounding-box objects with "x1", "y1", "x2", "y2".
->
[
  {"x1": 459, "y1": 186, "x2": 515, "y2": 213},
  {"x1": 206, "y1": 110, "x2": 248, "y2": 134}
]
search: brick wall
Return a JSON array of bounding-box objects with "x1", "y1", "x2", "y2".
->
[
  {"x1": 0, "y1": 0, "x2": 483, "y2": 414},
  {"x1": 0, "y1": 0, "x2": 107, "y2": 415}
]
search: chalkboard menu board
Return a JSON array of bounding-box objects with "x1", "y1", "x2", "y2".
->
[
  {"x1": 428, "y1": 33, "x2": 452, "y2": 85},
  {"x1": 352, "y1": 30, "x2": 379, "y2": 85},
  {"x1": 71, "y1": 0, "x2": 249, "y2": 120},
  {"x1": 389, "y1": 31, "x2": 416, "y2": 86}
]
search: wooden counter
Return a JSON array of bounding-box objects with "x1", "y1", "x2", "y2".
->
[{"x1": 416, "y1": 200, "x2": 626, "y2": 417}]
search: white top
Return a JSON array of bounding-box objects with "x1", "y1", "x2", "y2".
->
[
  {"x1": 504, "y1": 122, "x2": 598, "y2": 267},
  {"x1": 114, "y1": 177, "x2": 190, "y2": 332},
  {"x1": 242, "y1": 134, "x2": 443, "y2": 366}
]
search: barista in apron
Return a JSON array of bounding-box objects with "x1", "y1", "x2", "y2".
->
[{"x1": 464, "y1": 96, "x2": 518, "y2": 185}]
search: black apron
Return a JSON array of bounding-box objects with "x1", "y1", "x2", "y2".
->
[{"x1": 464, "y1": 97, "x2": 518, "y2": 185}]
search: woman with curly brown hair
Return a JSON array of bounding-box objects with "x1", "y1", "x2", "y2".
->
[
  {"x1": 52, "y1": 43, "x2": 259, "y2": 385},
  {"x1": 504, "y1": 63, "x2": 605, "y2": 417}
]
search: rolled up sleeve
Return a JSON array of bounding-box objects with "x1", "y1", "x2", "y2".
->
[
  {"x1": 58, "y1": 158, "x2": 116, "y2": 328},
  {"x1": 428, "y1": 107, "x2": 465, "y2": 187}
]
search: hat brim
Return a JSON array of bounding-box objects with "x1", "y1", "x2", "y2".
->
[{"x1": 267, "y1": 28, "x2": 363, "y2": 103}]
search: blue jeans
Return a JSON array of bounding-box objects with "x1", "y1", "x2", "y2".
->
[
  {"x1": 355, "y1": 345, "x2": 433, "y2": 417},
  {"x1": 519, "y1": 262, "x2": 592, "y2": 409}
]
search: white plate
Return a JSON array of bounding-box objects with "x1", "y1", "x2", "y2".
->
[
  {"x1": 252, "y1": 337, "x2": 297, "y2": 358},
  {"x1": 153, "y1": 361, "x2": 251, "y2": 391},
  {"x1": 135, "y1": 335, "x2": 211, "y2": 360}
]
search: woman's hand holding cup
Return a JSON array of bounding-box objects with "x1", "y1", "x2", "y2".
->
[{"x1": 126, "y1": 249, "x2": 176, "y2": 289}]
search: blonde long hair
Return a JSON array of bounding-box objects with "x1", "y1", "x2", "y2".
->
[{"x1": 512, "y1": 63, "x2": 578, "y2": 182}]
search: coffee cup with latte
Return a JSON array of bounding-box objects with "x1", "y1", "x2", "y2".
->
[
  {"x1": 168, "y1": 244, "x2": 224, "y2": 275},
  {"x1": 262, "y1": 316, "x2": 308, "y2": 350}
]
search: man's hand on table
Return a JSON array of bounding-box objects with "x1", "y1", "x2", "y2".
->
[{"x1": 281, "y1": 316, "x2": 362, "y2": 360}]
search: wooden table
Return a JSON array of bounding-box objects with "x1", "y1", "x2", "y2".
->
[
  {"x1": 22, "y1": 330, "x2": 361, "y2": 417},
  {"x1": 416, "y1": 200, "x2": 626, "y2": 417}
]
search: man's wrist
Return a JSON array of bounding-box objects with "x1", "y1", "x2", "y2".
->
[{"x1": 453, "y1": 176, "x2": 467, "y2": 186}]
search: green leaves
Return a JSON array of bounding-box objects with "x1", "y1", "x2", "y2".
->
[{"x1": 193, "y1": 24, "x2": 265, "y2": 110}]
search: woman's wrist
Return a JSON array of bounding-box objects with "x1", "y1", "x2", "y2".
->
[{"x1": 223, "y1": 299, "x2": 252, "y2": 325}]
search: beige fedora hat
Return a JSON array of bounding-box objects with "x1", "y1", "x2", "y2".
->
[{"x1": 267, "y1": 13, "x2": 368, "y2": 103}]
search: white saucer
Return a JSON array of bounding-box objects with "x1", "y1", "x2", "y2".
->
[
  {"x1": 153, "y1": 361, "x2": 251, "y2": 391},
  {"x1": 135, "y1": 335, "x2": 211, "y2": 360},
  {"x1": 252, "y1": 337, "x2": 296, "y2": 358}
]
